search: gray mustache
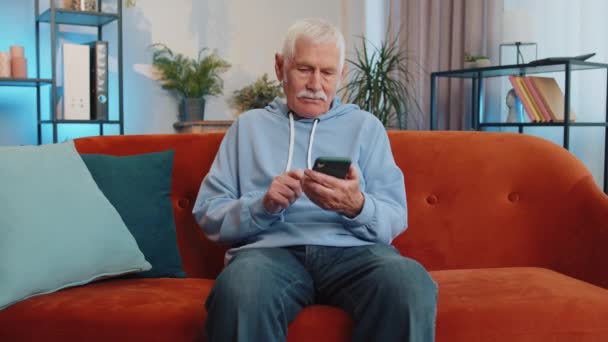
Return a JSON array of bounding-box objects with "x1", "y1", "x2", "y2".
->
[{"x1": 296, "y1": 90, "x2": 327, "y2": 101}]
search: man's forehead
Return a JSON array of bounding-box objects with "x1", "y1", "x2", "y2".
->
[
  {"x1": 291, "y1": 38, "x2": 341, "y2": 66},
  {"x1": 294, "y1": 36, "x2": 339, "y2": 52}
]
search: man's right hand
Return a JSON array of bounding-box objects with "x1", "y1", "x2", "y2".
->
[{"x1": 263, "y1": 169, "x2": 304, "y2": 214}]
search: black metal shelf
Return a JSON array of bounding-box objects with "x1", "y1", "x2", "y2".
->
[
  {"x1": 0, "y1": 78, "x2": 52, "y2": 87},
  {"x1": 479, "y1": 122, "x2": 608, "y2": 128},
  {"x1": 37, "y1": 9, "x2": 118, "y2": 27},
  {"x1": 40, "y1": 120, "x2": 121, "y2": 124},
  {"x1": 430, "y1": 60, "x2": 608, "y2": 193},
  {"x1": 32, "y1": 0, "x2": 124, "y2": 144},
  {"x1": 432, "y1": 60, "x2": 608, "y2": 79},
  {"x1": 1, "y1": 2, "x2": 124, "y2": 145}
]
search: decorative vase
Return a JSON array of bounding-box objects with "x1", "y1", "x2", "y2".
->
[
  {"x1": 0, "y1": 52, "x2": 10, "y2": 77},
  {"x1": 179, "y1": 98, "x2": 206, "y2": 122},
  {"x1": 506, "y1": 88, "x2": 524, "y2": 123},
  {"x1": 11, "y1": 57, "x2": 27, "y2": 78}
]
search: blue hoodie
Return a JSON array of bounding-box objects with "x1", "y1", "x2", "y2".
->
[{"x1": 193, "y1": 97, "x2": 407, "y2": 261}]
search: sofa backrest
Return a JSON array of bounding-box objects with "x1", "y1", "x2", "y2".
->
[
  {"x1": 387, "y1": 130, "x2": 601, "y2": 274},
  {"x1": 76, "y1": 133, "x2": 227, "y2": 279},
  {"x1": 75, "y1": 131, "x2": 602, "y2": 279}
]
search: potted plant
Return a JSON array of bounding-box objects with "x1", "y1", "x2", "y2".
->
[
  {"x1": 228, "y1": 73, "x2": 283, "y2": 114},
  {"x1": 150, "y1": 43, "x2": 231, "y2": 122},
  {"x1": 341, "y1": 36, "x2": 423, "y2": 129}
]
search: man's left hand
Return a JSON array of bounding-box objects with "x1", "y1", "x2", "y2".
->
[{"x1": 302, "y1": 165, "x2": 364, "y2": 218}]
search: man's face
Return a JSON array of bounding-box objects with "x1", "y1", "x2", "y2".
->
[{"x1": 275, "y1": 37, "x2": 345, "y2": 118}]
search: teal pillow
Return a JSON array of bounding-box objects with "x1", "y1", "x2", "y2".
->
[
  {"x1": 80, "y1": 151, "x2": 185, "y2": 278},
  {"x1": 0, "y1": 141, "x2": 151, "y2": 310}
]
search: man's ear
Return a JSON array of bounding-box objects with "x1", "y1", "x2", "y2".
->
[{"x1": 275, "y1": 53, "x2": 284, "y2": 82}]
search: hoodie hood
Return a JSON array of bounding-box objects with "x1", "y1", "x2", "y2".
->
[{"x1": 265, "y1": 96, "x2": 359, "y2": 122}]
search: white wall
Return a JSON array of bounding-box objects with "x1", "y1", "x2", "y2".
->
[
  {"x1": 6, "y1": 0, "x2": 605, "y2": 189},
  {"x1": 0, "y1": 0, "x2": 368, "y2": 144},
  {"x1": 503, "y1": 0, "x2": 608, "y2": 188},
  {"x1": 123, "y1": 0, "x2": 367, "y2": 134}
]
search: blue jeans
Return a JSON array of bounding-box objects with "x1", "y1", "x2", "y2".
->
[{"x1": 205, "y1": 244, "x2": 437, "y2": 342}]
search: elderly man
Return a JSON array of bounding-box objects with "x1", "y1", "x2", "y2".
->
[{"x1": 193, "y1": 18, "x2": 437, "y2": 342}]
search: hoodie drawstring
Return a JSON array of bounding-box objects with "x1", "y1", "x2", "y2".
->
[
  {"x1": 307, "y1": 118, "x2": 319, "y2": 169},
  {"x1": 285, "y1": 112, "x2": 319, "y2": 172},
  {"x1": 285, "y1": 113, "x2": 295, "y2": 172}
]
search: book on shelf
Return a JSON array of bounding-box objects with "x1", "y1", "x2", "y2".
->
[
  {"x1": 87, "y1": 41, "x2": 108, "y2": 120},
  {"x1": 62, "y1": 43, "x2": 90, "y2": 120},
  {"x1": 508, "y1": 75, "x2": 576, "y2": 123},
  {"x1": 522, "y1": 77, "x2": 553, "y2": 122},
  {"x1": 528, "y1": 76, "x2": 576, "y2": 122},
  {"x1": 54, "y1": 41, "x2": 109, "y2": 121},
  {"x1": 508, "y1": 75, "x2": 540, "y2": 122},
  {"x1": 517, "y1": 76, "x2": 546, "y2": 122}
]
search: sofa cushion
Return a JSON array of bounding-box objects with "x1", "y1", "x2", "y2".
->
[
  {"x1": 0, "y1": 278, "x2": 213, "y2": 341},
  {"x1": 432, "y1": 267, "x2": 608, "y2": 341},
  {"x1": 0, "y1": 141, "x2": 151, "y2": 310},
  {"x1": 0, "y1": 278, "x2": 354, "y2": 342},
  {"x1": 1, "y1": 266, "x2": 606, "y2": 341},
  {"x1": 81, "y1": 151, "x2": 185, "y2": 278}
]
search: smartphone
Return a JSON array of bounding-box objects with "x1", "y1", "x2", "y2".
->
[{"x1": 312, "y1": 157, "x2": 351, "y2": 179}]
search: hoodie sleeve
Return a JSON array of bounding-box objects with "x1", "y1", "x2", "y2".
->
[
  {"x1": 192, "y1": 121, "x2": 282, "y2": 245},
  {"x1": 339, "y1": 120, "x2": 407, "y2": 244}
]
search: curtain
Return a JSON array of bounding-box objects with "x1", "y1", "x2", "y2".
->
[{"x1": 388, "y1": 0, "x2": 503, "y2": 130}]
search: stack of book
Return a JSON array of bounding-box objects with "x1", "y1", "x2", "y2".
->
[
  {"x1": 59, "y1": 41, "x2": 108, "y2": 120},
  {"x1": 508, "y1": 75, "x2": 576, "y2": 123}
]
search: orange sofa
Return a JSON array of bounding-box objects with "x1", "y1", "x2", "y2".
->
[{"x1": 1, "y1": 131, "x2": 607, "y2": 341}]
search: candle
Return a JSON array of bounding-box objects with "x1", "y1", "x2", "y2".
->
[
  {"x1": 0, "y1": 52, "x2": 10, "y2": 78},
  {"x1": 10, "y1": 46, "x2": 24, "y2": 58},
  {"x1": 11, "y1": 57, "x2": 27, "y2": 78}
]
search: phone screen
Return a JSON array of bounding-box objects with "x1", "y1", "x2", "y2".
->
[{"x1": 312, "y1": 157, "x2": 351, "y2": 179}]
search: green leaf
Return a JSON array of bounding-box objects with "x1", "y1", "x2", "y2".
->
[
  {"x1": 340, "y1": 35, "x2": 423, "y2": 129},
  {"x1": 149, "y1": 44, "x2": 231, "y2": 99},
  {"x1": 227, "y1": 73, "x2": 284, "y2": 113}
]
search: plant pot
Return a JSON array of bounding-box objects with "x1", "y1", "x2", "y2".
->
[
  {"x1": 464, "y1": 61, "x2": 477, "y2": 69},
  {"x1": 179, "y1": 98, "x2": 206, "y2": 122},
  {"x1": 475, "y1": 58, "x2": 491, "y2": 67}
]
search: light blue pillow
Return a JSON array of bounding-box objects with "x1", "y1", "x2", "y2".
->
[{"x1": 0, "y1": 141, "x2": 151, "y2": 310}]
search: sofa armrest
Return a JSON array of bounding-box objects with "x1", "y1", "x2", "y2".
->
[{"x1": 557, "y1": 175, "x2": 608, "y2": 289}]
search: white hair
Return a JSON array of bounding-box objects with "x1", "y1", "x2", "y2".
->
[{"x1": 282, "y1": 18, "x2": 345, "y2": 71}]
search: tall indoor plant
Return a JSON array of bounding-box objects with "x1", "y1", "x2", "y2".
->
[
  {"x1": 150, "y1": 43, "x2": 231, "y2": 122},
  {"x1": 341, "y1": 37, "x2": 422, "y2": 129}
]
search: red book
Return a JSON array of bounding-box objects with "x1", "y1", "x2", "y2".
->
[
  {"x1": 523, "y1": 76, "x2": 552, "y2": 122},
  {"x1": 508, "y1": 75, "x2": 539, "y2": 122}
]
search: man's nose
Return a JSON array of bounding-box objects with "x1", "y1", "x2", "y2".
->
[{"x1": 306, "y1": 70, "x2": 322, "y2": 91}]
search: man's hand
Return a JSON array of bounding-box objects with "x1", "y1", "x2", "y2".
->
[
  {"x1": 263, "y1": 169, "x2": 304, "y2": 214},
  {"x1": 302, "y1": 165, "x2": 364, "y2": 218}
]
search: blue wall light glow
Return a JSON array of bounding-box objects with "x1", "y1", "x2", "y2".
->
[
  {"x1": 0, "y1": 0, "x2": 121, "y2": 146},
  {"x1": 0, "y1": 1, "x2": 38, "y2": 145}
]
